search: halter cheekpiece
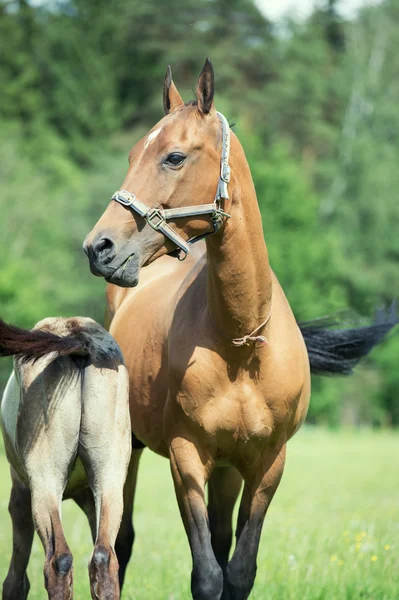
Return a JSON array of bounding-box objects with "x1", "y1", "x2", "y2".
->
[{"x1": 111, "y1": 112, "x2": 231, "y2": 261}]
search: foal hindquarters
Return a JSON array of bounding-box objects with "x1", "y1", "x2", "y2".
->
[{"x1": 1, "y1": 323, "x2": 131, "y2": 600}]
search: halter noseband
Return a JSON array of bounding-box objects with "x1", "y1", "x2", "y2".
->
[{"x1": 111, "y1": 111, "x2": 231, "y2": 260}]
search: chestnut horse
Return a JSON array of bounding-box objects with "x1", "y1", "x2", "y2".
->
[{"x1": 84, "y1": 60, "x2": 396, "y2": 599}]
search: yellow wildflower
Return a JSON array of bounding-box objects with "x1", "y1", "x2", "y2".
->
[
  {"x1": 384, "y1": 545, "x2": 390, "y2": 551},
  {"x1": 330, "y1": 555, "x2": 337, "y2": 562},
  {"x1": 371, "y1": 555, "x2": 378, "y2": 562}
]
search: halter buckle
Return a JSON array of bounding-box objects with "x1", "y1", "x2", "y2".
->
[
  {"x1": 113, "y1": 191, "x2": 136, "y2": 207},
  {"x1": 146, "y1": 208, "x2": 165, "y2": 231}
]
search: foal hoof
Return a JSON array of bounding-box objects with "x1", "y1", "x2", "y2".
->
[{"x1": 89, "y1": 546, "x2": 120, "y2": 600}]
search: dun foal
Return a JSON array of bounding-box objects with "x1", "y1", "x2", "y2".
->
[{"x1": 0, "y1": 317, "x2": 131, "y2": 600}]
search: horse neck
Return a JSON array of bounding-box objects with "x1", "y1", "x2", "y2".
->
[{"x1": 206, "y1": 141, "x2": 272, "y2": 339}]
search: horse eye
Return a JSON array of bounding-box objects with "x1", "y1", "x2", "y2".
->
[{"x1": 165, "y1": 153, "x2": 186, "y2": 167}]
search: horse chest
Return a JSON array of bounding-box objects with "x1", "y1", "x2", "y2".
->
[{"x1": 173, "y1": 365, "x2": 278, "y2": 445}]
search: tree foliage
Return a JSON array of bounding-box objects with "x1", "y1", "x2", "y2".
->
[{"x1": 0, "y1": 0, "x2": 397, "y2": 425}]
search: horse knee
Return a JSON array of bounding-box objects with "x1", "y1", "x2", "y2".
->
[
  {"x1": 191, "y1": 562, "x2": 224, "y2": 600},
  {"x1": 89, "y1": 545, "x2": 119, "y2": 600},
  {"x1": 226, "y1": 559, "x2": 257, "y2": 600}
]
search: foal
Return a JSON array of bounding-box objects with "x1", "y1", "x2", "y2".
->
[{"x1": 0, "y1": 317, "x2": 131, "y2": 600}]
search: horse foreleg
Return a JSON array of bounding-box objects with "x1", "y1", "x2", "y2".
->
[
  {"x1": 2, "y1": 472, "x2": 34, "y2": 600},
  {"x1": 208, "y1": 466, "x2": 242, "y2": 600},
  {"x1": 226, "y1": 444, "x2": 286, "y2": 600},
  {"x1": 208, "y1": 466, "x2": 242, "y2": 570},
  {"x1": 114, "y1": 447, "x2": 143, "y2": 592},
  {"x1": 169, "y1": 437, "x2": 223, "y2": 600}
]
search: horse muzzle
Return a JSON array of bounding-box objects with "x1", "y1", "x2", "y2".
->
[{"x1": 83, "y1": 232, "x2": 141, "y2": 287}]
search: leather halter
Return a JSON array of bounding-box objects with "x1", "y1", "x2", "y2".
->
[{"x1": 111, "y1": 112, "x2": 231, "y2": 260}]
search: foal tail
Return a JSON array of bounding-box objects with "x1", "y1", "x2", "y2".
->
[
  {"x1": 0, "y1": 319, "x2": 89, "y2": 363},
  {"x1": 299, "y1": 302, "x2": 398, "y2": 376}
]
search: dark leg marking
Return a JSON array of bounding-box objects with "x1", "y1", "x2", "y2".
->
[
  {"x1": 115, "y1": 448, "x2": 143, "y2": 591},
  {"x1": 2, "y1": 477, "x2": 34, "y2": 600},
  {"x1": 226, "y1": 446, "x2": 286, "y2": 600},
  {"x1": 208, "y1": 466, "x2": 242, "y2": 599},
  {"x1": 170, "y1": 439, "x2": 223, "y2": 600}
]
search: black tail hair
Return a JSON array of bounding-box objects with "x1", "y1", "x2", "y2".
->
[
  {"x1": 0, "y1": 319, "x2": 89, "y2": 364},
  {"x1": 299, "y1": 302, "x2": 398, "y2": 376}
]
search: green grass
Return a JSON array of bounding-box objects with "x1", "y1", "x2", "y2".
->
[{"x1": 0, "y1": 428, "x2": 398, "y2": 599}]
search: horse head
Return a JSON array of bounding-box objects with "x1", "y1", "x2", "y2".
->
[{"x1": 84, "y1": 59, "x2": 232, "y2": 287}]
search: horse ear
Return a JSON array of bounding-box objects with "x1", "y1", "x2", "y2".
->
[
  {"x1": 163, "y1": 65, "x2": 184, "y2": 115},
  {"x1": 196, "y1": 58, "x2": 215, "y2": 115}
]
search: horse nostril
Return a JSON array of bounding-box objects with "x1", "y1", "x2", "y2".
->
[
  {"x1": 93, "y1": 236, "x2": 116, "y2": 263},
  {"x1": 96, "y1": 238, "x2": 112, "y2": 253}
]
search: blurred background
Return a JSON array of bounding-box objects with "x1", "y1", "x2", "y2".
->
[{"x1": 0, "y1": 0, "x2": 398, "y2": 427}]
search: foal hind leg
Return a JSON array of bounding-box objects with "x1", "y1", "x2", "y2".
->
[
  {"x1": 2, "y1": 472, "x2": 34, "y2": 600},
  {"x1": 31, "y1": 490, "x2": 74, "y2": 600},
  {"x1": 226, "y1": 444, "x2": 286, "y2": 600},
  {"x1": 24, "y1": 357, "x2": 81, "y2": 599},
  {"x1": 169, "y1": 436, "x2": 223, "y2": 600},
  {"x1": 79, "y1": 361, "x2": 131, "y2": 600}
]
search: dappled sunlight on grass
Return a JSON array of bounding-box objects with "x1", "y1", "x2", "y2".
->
[{"x1": 0, "y1": 428, "x2": 397, "y2": 599}]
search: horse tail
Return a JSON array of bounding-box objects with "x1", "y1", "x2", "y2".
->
[
  {"x1": 299, "y1": 302, "x2": 398, "y2": 376},
  {"x1": 0, "y1": 318, "x2": 90, "y2": 364}
]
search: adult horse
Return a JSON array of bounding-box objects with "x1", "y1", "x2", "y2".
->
[{"x1": 84, "y1": 60, "x2": 396, "y2": 600}]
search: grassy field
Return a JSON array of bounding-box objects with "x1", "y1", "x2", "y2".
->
[{"x1": 0, "y1": 428, "x2": 398, "y2": 599}]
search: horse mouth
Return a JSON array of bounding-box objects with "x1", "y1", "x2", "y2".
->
[{"x1": 105, "y1": 255, "x2": 140, "y2": 287}]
